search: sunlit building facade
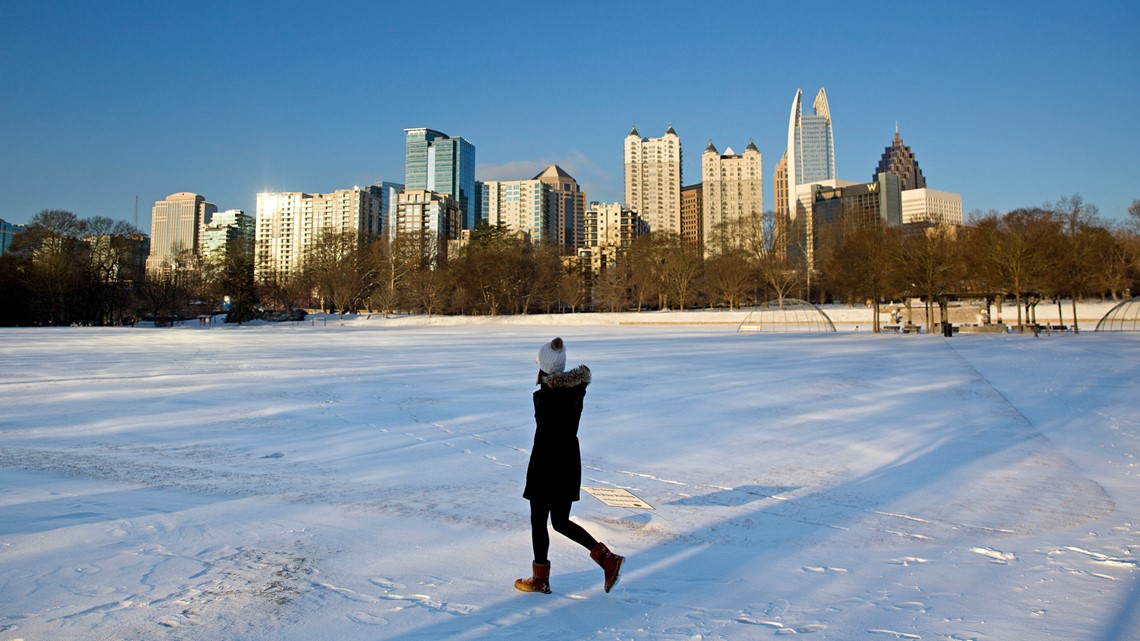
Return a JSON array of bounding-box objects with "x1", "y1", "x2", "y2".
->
[
  {"x1": 254, "y1": 187, "x2": 383, "y2": 280},
  {"x1": 534, "y1": 165, "x2": 587, "y2": 252},
  {"x1": 481, "y1": 179, "x2": 558, "y2": 245},
  {"x1": 580, "y1": 202, "x2": 646, "y2": 273},
  {"x1": 680, "y1": 184, "x2": 703, "y2": 250},
  {"x1": 392, "y1": 189, "x2": 460, "y2": 266},
  {"x1": 701, "y1": 139, "x2": 762, "y2": 256},
  {"x1": 146, "y1": 192, "x2": 216, "y2": 273},
  {"x1": 901, "y1": 188, "x2": 963, "y2": 231},
  {"x1": 624, "y1": 124, "x2": 682, "y2": 235}
]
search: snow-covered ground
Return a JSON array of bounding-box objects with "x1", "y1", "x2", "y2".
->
[{"x1": 1, "y1": 312, "x2": 1137, "y2": 641}]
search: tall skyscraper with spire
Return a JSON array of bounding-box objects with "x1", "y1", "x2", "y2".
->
[
  {"x1": 873, "y1": 126, "x2": 926, "y2": 190},
  {"x1": 871, "y1": 126, "x2": 962, "y2": 231},
  {"x1": 624, "y1": 124, "x2": 682, "y2": 235},
  {"x1": 784, "y1": 88, "x2": 836, "y2": 220}
]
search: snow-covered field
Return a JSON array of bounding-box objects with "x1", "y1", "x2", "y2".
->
[{"x1": 1, "y1": 313, "x2": 1137, "y2": 641}]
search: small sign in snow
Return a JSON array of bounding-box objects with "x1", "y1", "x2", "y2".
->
[{"x1": 582, "y1": 486, "x2": 654, "y2": 510}]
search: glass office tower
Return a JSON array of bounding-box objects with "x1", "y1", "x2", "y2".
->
[
  {"x1": 404, "y1": 128, "x2": 476, "y2": 229},
  {"x1": 785, "y1": 88, "x2": 836, "y2": 218}
]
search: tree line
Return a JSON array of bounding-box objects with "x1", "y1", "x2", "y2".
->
[{"x1": 2, "y1": 196, "x2": 1138, "y2": 330}]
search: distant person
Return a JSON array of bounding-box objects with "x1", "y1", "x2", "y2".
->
[{"x1": 515, "y1": 337, "x2": 624, "y2": 595}]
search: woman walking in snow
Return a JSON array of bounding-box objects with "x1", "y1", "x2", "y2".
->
[{"x1": 515, "y1": 337, "x2": 624, "y2": 595}]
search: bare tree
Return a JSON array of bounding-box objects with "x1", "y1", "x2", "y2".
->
[
  {"x1": 753, "y1": 215, "x2": 805, "y2": 307},
  {"x1": 307, "y1": 228, "x2": 373, "y2": 318},
  {"x1": 453, "y1": 223, "x2": 525, "y2": 315},
  {"x1": 15, "y1": 210, "x2": 90, "y2": 325},
  {"x1": 135, "y1": 264, "x2": 193, "y2": 326},
  {"x1": 81, "y1": 216, "x2": 143, "y2": 325},
  {"x1": 704, "y1": 249, "x2": 751, "y2": 310},
  {"x1": 259, "y1": 269, "x2": 313, "y2": 319},
  {"x1": 219, "y1": 236, "x2": 258, "y2": 323},
  {"x1": 623, "y1": 237, "x2": 660, "y2": 311},
  {"x1": 897, "y1": 225, "x2": 963, "y2": 332},
  {"x1": 516, "y1": 243, "x2": 562, "y2": 314},
  {"x1": 1052, "y1": 194, "x2": 1100, "y2": 332},
  {"x1": 967, "y1": 209, "x2": 1057, "y2": 331},
  {"x1": 593, "y1": 263, "x2": 630, "y2": 312},
  {"x1": 407, "y1": 263, "x2": 453, "y2": 317},
  {"x1": 825, "y1": 219, "x2": 902, "y2": 333},
  {"x1": 559, "y1": 266, "x2": 588, "y2": 312},
  {"x1": 367, "y1": 235, "x2": 417, "y2": 316},
  {"x1": 1087, "y1": 225, "x2": 1132, "y2": 301},
  {"x1": 657, "y1": 233, "x2": 702, "y2": 311}
]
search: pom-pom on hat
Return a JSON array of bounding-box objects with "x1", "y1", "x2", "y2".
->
[{"x1": 537, "y1": 337, "x2": 566, "y2": 374}]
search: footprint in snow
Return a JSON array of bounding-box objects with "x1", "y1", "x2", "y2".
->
[
  {"x1": 887, "y1": 557, "x2": 929, "y2": 566},
  {"x1": 969, "y1": 547, "x2": 1017, "y2": 564},
  {"x1": 802, "y1": 566, "x2": 849, "y2": 574},
  {"x1": 347, "y1": 611, "x2": 388, "y2": 625},
  {"x1": 369, "y1": 577, "x2": 406, "y2": 590},
  {"x1": 737, "y1": 616, "x2": 784, "y2": 629},
  {"x1": 766, "y1": 599, "x2": 790, "y2": 616},
  {"x1": 868, "y1": 630, "x2": 922, "y2": 639},
  {"x1": 892, "y1": 601, "x2": 928, "y2": 612}
]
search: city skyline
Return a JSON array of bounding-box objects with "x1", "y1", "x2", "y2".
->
[{"x1": 1, "y1": 1, "x2": 1137, "y2": 234}]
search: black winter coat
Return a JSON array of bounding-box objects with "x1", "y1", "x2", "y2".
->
[{"x1": 523, "y1": 365, "x2": 592, "y2": 504}]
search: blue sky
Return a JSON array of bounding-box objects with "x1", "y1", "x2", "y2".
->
[{"x1": 1, "y1": 1, "x2": 1137, "y2": 233}]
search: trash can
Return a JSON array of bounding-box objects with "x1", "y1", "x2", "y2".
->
[{"x1": 942, "y1": 322, "x2": 953, "y2": 337}]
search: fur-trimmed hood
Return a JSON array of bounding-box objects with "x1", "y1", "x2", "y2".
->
[{"x1": 540, "y1": 364, "x2": 591, "y2": 388}]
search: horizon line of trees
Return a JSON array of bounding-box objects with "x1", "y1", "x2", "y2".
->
[{"x1": 2, "y1": 196, "x2": 1139, "y2": 331}]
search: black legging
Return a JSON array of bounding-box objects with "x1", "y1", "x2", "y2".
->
[{"x1": 530, "y1": 499, "x2": 598, "y2": 563}]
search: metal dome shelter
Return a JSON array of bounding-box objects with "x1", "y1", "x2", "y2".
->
[
  {"x1": 738, "y1": 298, "x2": 837, "y2": 333},
  {"x1": 1095, "y1": 296, "x2": 1140, "y2": 331}
]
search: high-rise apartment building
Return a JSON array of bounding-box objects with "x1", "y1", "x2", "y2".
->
[
  {"x1": 701, "y1": 139, "x2": 763, "y2": 256},
  {"x1": 534, "y1": 165, "x2": 587, "y2": 252},
  {"x1": 404, "y1": 128, "x2": 476, "y2": 230},
  {"x1": 479, "y1": 166, "x2": 587, "y2": 252},
  {"x1": 147, "y1": 192, "x2": 216, "y2": 273},
  {"x1": 785, "y1": 88, "x2": 836, "y2": 220},
  {"x1": 680, "y1": 184, "x2": 703, "y2": 250},
  {"x1": 624, "y1": 124, "x2": 682, "y2": 235},
  {"x1": 580, "y1": 202, "x2": 646, "y2": 273},
  {"x1": 873, "y1": 127, "x2": 926, "y2": 190},
  {"x1": 772, "y1": 152, "x2": 790, "y2": 256},
  {"x1": 480, "y1": 179, "x2": 558, "y2": 245},
  {"x1": 254, "y1": 187, "x2": 383, "y2": 280},
  {"x1": 392, "y1": 189, "x2": 460, "y2": 265}
]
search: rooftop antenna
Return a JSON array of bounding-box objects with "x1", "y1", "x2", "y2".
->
[{"x1": 134, "y1": 195, "x2": 139, "y2": 229}]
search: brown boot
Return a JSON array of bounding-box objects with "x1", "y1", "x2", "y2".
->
[
  {"x1": 590, "y1": 542, "x2": 624, "y2": 593},
  {"x1": 514, "y1": 561, "x2": 551, "y2": 594}
]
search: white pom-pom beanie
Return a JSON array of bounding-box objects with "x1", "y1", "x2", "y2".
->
[{"x1": 536, "y1": 337, "x2": 566, "y2": 374}]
